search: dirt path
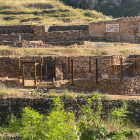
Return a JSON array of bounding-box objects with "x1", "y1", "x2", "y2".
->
[{"x1": 3, "y1": 88, "x2": 140, "y2": 100}]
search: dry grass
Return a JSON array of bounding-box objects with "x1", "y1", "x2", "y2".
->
[
  {"x1": 0, "y1": 0, "x2": 112, "y2": 25},
  {"x1": 0, "y1": 42, "x2": 140, "y2": 57}
]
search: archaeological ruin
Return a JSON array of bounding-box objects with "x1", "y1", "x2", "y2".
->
[{"x1": 0, "y1": 19, "x2": 140, "y2": 95}]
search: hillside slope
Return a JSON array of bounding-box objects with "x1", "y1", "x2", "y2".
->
[
  {"x1": 62, "y1": 0, "x2": 140, "y2": 18},
  {"x1": 0, "y1": 0, "x2": 111, "y2": 25}
]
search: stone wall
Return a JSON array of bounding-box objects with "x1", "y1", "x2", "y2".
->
[
  {"x1": 0, "y1": 24, "x2": 89, "y2": 46},
  {"x1": 0, "y1": 79, "x2": 22, "y2": 87},
  {"x1": 45, "y1": 30, "x2": 88, "y2": 39},
  {"x1": 0, "y1": 97, "x2": 140, "y2": 125},
  {"x1": 47, "y1": 25, "x2": 88, "y2": 32},
  {"x1": 0, "y1": 55, "x2": 138, "y2": 82},
  {"x1": 33, "y1": 25, "x2": 45, "y2": 36},
  {"x1": 65, "y1": 77, "x2": 140, "y2": 94},
  {"x1": 0, "y1": 56, "x2": 55, "y2": 79},
  {"x1": 0, "y1": 25, "x2": 32, "y2": 34},
  {"x1": 89, "y1": 18, "x2": 140, "y2": 43},
  {"x1": 55, "y1": 55, "x2": 126, "y2": 80}
]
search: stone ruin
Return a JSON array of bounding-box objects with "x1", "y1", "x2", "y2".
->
[{"x1": 0, "y1": 54, "x2": 140, "y2": 95}]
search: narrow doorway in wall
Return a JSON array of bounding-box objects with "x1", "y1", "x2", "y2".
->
[{"x1": 42, "y1": 57, "x2": 55, "y2": 82}]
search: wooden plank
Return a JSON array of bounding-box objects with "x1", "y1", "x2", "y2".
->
[
  {"x1": 120, "y1": 58, "x2": 123, "y2": 83},
  {"x1": 22, "y1": 64, "x2": 24, "y2": 86},
  {"x1": 89, "y1": 56, "x2": 91, "y2": 73},
  {"x1": 17, "y1": 58, "x2": 20, "y2": 82},
  {"x1": 139, "y1": 57, "x2": 140, "y2": 77},
  {"x1": 111, "y1": 56, "x2": 114, "y2": 74},
  {"x1": 22, "y1": 61, "x2": 35, "y2": 63},
  {"x1": 40, "y1": 61, "x2": 42, "y2": 83},
  {"x1": 96, "y1": 58, "x2": 98, "y2": 84},
  {"x1": 71, "y1": 59, "x2": 74, "y2": 85},
  {"x1": 34, "y1": 62, "x2": 36, "y2": 86},
  {"x1": 135, "y1": 55, "x2": 137, "y2": 71},
  {"x1": 68, "y1": 57, "x2": 70, "y2": 73}
]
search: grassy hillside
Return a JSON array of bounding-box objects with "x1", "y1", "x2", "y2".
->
[{"x1": 0, "y1": 0, "x2": 111, "y2": 25}]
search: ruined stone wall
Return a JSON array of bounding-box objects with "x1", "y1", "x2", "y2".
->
[
  {"x1": 89, "y1": 18, "x2": 140, "y2": 43},
  {"x1": 0, "y1": 25, "x2": 89, "y2": 46},
  {"x1": 65, "y1": 77, "x2": 140, "y2": 94},
  {"x1": 45, "y1": 30, "x2": 88, "y2": 39},
  {"x1": 0, "y1": 55, "x2": 137, "y2": 81},
  {"x1": 0, "y1": 57, "x2": 17, "y2": 78},
  {"x1": 0, "y1": 97, "x2": 140, "y2": 125},
  {"x1": 55, "y1": 55, "x2": 125, "y2": 80},
  {"x1": 0, "y1": 79, "x2": 22, "y2": 87},
  {"x1": 0, "y1": 56, "x2": 55, "y2": 79},
  {"x1": 47, "y1": 25, "x2": 88, "y2": 32},
  {"x1": 0, "y1": 25, "x2": 32, "y2": 34}
]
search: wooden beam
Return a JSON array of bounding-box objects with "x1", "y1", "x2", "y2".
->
[
  {"x1": 111, "y1": 56, "x2": 114, "y2": 74},
  {"x1": 31, "y1": 22, "x2": 33, "y2": 34},
  {"x1": 135, "y1": 55, "x2": 137, "y2": 71},
  {"x1": 96, "y1": 58, "x2": 98, "y2": 84},
  {"x1": 71, "y1": 59, "x2": 74, "y2": 85},
  {"x1": 34, "y1": 62, "x2": 36, "y2": 86},
  {"x1": 40, "y1": 61, "x2": 42, "y2": 83},
  {"x1": 40, "y1": 58, "x2": 43, "y2": 83},
  {"x1": 22, "y1": 64, "x2": 24, "y2": 86},
  {"x1": 17, "y1": 58, "x2": 20, "y2": 82},
  {"x1": 68, "y1": 57, "x2": 70, "y2": 73},
  {"x1": 41, "y1": 57, "x2": 43, "y2": 65},
  {"x1": 89, "y1": 56, "x2": 91, "y2": 73},
  {"x1": 120, "y1": 58, "x2": 123, "y2": 83},
  {"x1": 21, "y1": 61, "x2": 35, "y2": 63},
  {"x1": 139, "y1": 57, "x2": 140, "y2": 77}
]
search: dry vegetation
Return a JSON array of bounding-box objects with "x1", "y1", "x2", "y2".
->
[
  {"x1": 0, "y1": 0, "x2": 112, "y2": 26},
  {"x1": 0, "y1": 42, "x2": 140, "y2": 56}
]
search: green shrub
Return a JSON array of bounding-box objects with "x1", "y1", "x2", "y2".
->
[
  {"x1": 10, "y1": 97, "x2": 78, "y2": 140},
  {"x1": 78, "y1": 92, "x2": 109, "y2": 140}
]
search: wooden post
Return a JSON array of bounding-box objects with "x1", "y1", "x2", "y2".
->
[
  {"x1": 71, "y1": 59, "x2": 74, "y2": 85},
  {"x1": 120, "y1": 58, "x2": 123, "y2": 83},
  {"x1": 22, "y1": 64, "x2": 24, "y2": 86},
  {"x1": 34, "y1": 62, "x2": 36, "y2": 86},
  {"x1": 89, "y1": 56, "x2": 91, "y2": 73},
  {"x1": 122, "y1": 55, "x2": 123, "y2": 63},
  {"x1": 17, "y1": 58, "x2": 20, "y2": 82},
  {"x1": 40, "y1": 58, "x2": 43, "y2": 83},
  {"x1": 96, "y1": 58, "x2": 98, "y2": 84},
  {"x1": 40, "y1": 62, "x2": 42, "y2": 83},
  {"x1": 135, "y1": 55, "x2": 137, "y2": 71},
  {"x1": 139, "y1": 57, "x2": 140, "y2": 77},
  {"x1": 31, "y1": 22, "x2": 33, "y2": 34},
  {"x1": 68, "y1": 57, "x2": 70, "y2": 73},
  {"x1": 111, "y1": 56, "x2": 114, "y2": 74}
]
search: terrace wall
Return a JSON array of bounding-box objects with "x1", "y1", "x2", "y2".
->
[
  {"x1": 0, "y1": 98, "x2": 140, "y2": 125},
  {"x1": 0, "y1": 25, "x2": 32, "y2": 34}
]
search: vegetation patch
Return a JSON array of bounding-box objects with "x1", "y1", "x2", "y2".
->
[{"x1": 1, "y1": 93, "x2": 140, "y2": 139}]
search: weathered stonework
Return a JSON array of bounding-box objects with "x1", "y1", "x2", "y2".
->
[
  {"x1": 0, "y1": 97, "x2": 140, "y2": 125},
  {"x1": 64, "y1": 77, "x2": 140, "y2": 94},
  {"x1": 89, "y1": 17, "x2": 140, "y2": 43},
  {"x1": 0, "y1": 79, "x2": 22, "y2": 87}
]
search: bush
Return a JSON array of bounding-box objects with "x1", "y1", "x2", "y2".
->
[
  {"x1": 78, "y1": 92, "x2": 109, "y2": 140},
  {"x1": 10, "y1": 97, "x2": 78, "y2": 140}
]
